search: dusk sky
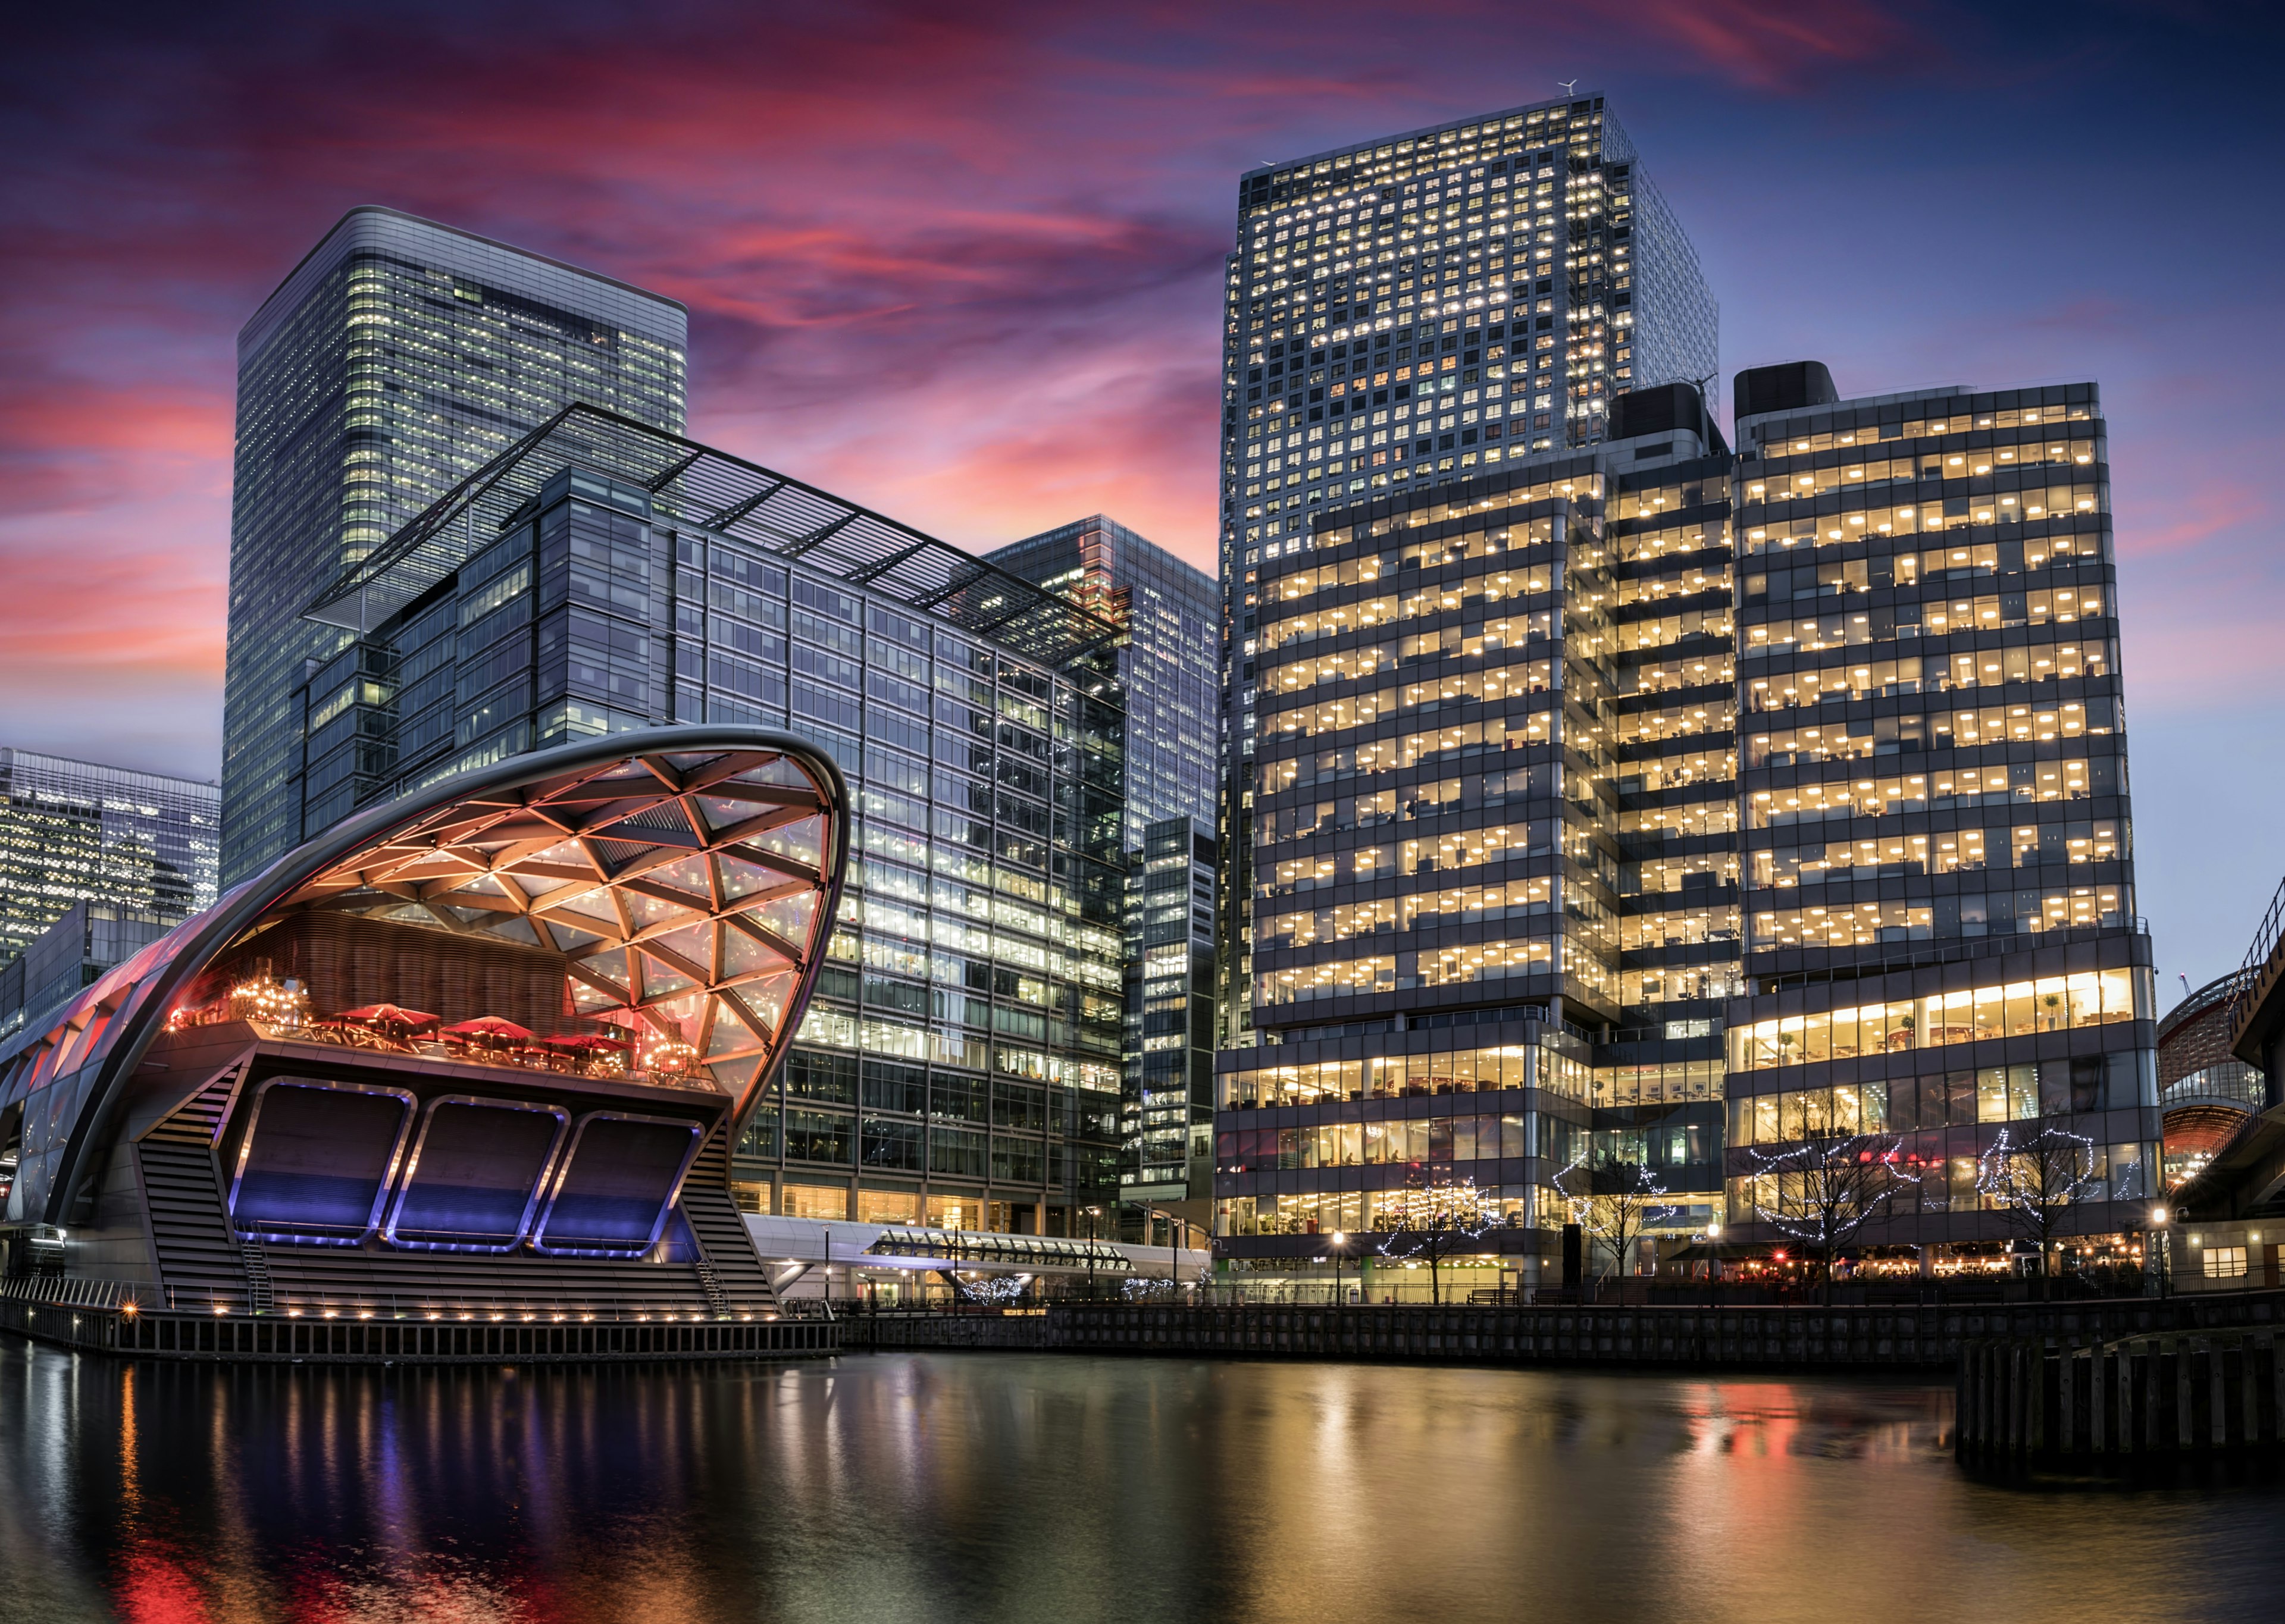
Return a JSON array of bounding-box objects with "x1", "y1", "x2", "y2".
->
[{"x1": 2, "y1": 1, "x2": 2279, "y2": 989}]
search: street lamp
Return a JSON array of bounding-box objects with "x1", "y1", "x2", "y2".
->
[
  {"x1": 2150, "y1": 1203, "x2": 2170, "y2": 1300},
  {"x1": 1705, "y1": 1220, "x2": 1721, "y2": 1306},
  {"x1": 1085, "y1": 1205, "x2": 1104, "y2": 1301},
  {"x1": 1330, "y1": 1231, "x2": 1348, "y2": 1308}
]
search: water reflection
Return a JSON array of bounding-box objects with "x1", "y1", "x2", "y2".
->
[{"x1": 2, "y1": 1338, "x2": 2282, "y2": 1622}]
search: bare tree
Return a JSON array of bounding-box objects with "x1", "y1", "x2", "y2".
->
[
  {"x1": 1746, "y1": 1108, "x2": 1917, "y2": 1305},
  {"x1": 1377, "y1": 1175, "x2": 1505, "y2": 1305},
  {"x1": 1977, "y1": 1125, "x2": 2099, "y2": 1300},
  {"x1": 1555, "y1": 1153, "x2": 1677, "y2": 1296}
]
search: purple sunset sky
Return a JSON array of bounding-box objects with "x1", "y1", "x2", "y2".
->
[{"x1": 1, "y1": 0, "x2": 2278, "y2": 989}]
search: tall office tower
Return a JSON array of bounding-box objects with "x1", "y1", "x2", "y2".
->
[
  {"x1": 1723, "y1": 365, "x2": 2155, "y2": 1263},
  {"x1": 1219, "y1": 450, "x2": 1614, "y2": 1281},
  {"x1": 1216, "y1": 93, "x2": 1716, "y2": 1054},
  {"x1": 0, "y1": 748, "x2": 219, "y2": 964},
  {"x1": 293, "y1": 407, "x2": 1129, "y2": 1236},
  {"x1": 987, "y1": 516, "x2": 1220, "y2": 848},
  {"x1": 1119, "y1": 817, "x2": 1219, "y2": 1243},
  {"x1": 224, "y1": 207, "x2": 687, "y2": 883},
  {"x1": 1601, "y1": 385, "x2": 1739, "y2": 1237},
  {"x1": 1213, "y1": 365, "x2": 2154, "y2": 1296}
]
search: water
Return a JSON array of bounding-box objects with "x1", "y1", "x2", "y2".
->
[{"x1": 2, "y1": 1338, "x2": 2282, "y2": 1623}]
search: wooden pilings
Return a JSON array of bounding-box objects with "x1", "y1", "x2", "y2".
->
[{"x1": 1957, "y1": 1331, "x2": 2285, "y2": 1460}]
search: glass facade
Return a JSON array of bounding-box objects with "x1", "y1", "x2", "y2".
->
[
  {"x1": 1121, "y1": 817, "x2": 1217, "y2": 1226},
  {"x1": 1216, "y1": 92, "x2": 1717, "y2": 1059},
  {"x1": 986, "y1": 516, "x2": 1220, "y2": 849},
  {"x1": 224, "y1": 208, "x2": 687, "y2": 883},
  {"x1": 1213, "y1": 366, "x2": 2156, "y2": 1291},
  {"x1": 287, "y1": 418, "x2": 1131, "y2": 1237},
  {"x1": 0, "y1": 748, "x2": 218, "y2": 966}
]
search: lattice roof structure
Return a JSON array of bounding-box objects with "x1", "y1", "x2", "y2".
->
[{"x1": 304, "y1": 403, "x2": 1123, "y2": 671}]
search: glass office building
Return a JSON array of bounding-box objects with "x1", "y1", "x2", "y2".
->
[
  {"x1": 0, "y1": 748, "x2": 218, "y2": 965},
  {"x1": 290, "y1": 407, "x2": 1129, "y2": 1236},
  {"x1": 987, "y1": 516, "x2": 1219, "y2": 849},
  {"x1": 1215, "y1": 365, "x2": 2155, "y2": 1291},
  {"x1": 1216, "y1": 93, "x2": 1717, "y2": 1054},
  {"x1": 1723, "y1": 365, "x2": 2156, "y2": 1265},
  {"x1": 1120, "y1": 816, "x2": 1218, "y2": 1241},
  {"x1": 224, "y1": 208, "x2": 687, "y2": 883}
]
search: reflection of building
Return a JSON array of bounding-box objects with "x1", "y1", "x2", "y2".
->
[
  {"x1": 2157, "y1": 971, "x2": 2261, "y2": 1187},
  {"x1": 1120, "y1": 818, "x2": 1217, "y2": 1246},
  {"x1": 286, "y1": 406, "x2": 1129, "y2": 1238},
  {"x1": 0, "y1": 902, "x2": 176, "y2": 1044},
  {"x1": 0, "y1": 729, "x2": 844, "y2": 1353},
  {"x1": 224, "y1": 208, "x2": 687, "y2": 883},
  {"x1": 987, "y1": 517, "x2": 1219, "y2": 849},
  {"x1": 1215, "y1": 362, "x2": 2156, "y2": 1296},
  {"x1": 1215, "y1": 91, "x2": 1719, "y2": 1061},
  {"x1": 0, "y1": 748, "x2": 218, "y2": 965}
]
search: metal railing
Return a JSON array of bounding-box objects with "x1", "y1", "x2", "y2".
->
[
  {"x1": 0, "y1": 1274, "x2": 787, "y2": 1325},
  {"x1": 2233, "y1": 876, "x2": 2285, "y2": 1042}
]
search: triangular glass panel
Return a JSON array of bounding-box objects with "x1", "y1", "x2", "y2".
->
[
  {"x1": 543, "y1": 888, "x2": 622, "y2": 927},
  {"x1": 546, "y1": 923, "x2": 604, "y2": 953},
  {"x1": 750, "y1": 891, "x2": 819, "y2": 945},
  {"x1": 705, "y1": 1001, "x2": 758, "y2": 1056},
  {"x1": 722, "y1": 929, "x2": 792, "y2": 979},
  {"x1": 570, "y1": 980, "x2": 624, "y2": 1015},
  {"x1": 625, "y1": 891, "x2": 698, "y2": 929},
  {"x1": 651, "y1": 921, "x2": 714, "y2": 973},
  {"x1": 719, "y1": 855, "x2": 782, "y2": 900},
  {"x1": 750, "y1": 815, "x2": 824, "y2": 869},
  {"x1": 653, "y1": 852, "x2": 713, "y2": 898},
  {"x1": 696, "y1": 794, "x2": 760, "y2": 835},
  {"x1": 486, "y1": 916, "x2": 541, "y2": 948},
  {"x1": 740, "y1": 972, "x2": 796, "y2": 1037},
  {"x1": 638, "y1": 953, "x2": 699, "y2": 998},
  {"x1": 730, "y1": 757, "x2": 816, "y2": 790},
  {"x1": 580, "y1": 946, "x2": 631, "y2": 989},
  {"x1": 707, "y1": 1055, "x2": 764, "y2": 1096}
]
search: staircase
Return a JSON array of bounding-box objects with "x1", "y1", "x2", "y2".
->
[
  {"x1": 691, "y1": 1250, "x2": 731, "y2": 1321},
  {"x1": 239, "y1": 1239, "x2": 275, "y2": 1315}
]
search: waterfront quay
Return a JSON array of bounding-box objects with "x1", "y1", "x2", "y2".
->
[{"x1": 843, "y1": 1288, "x2": 2285, "y2": 1370}]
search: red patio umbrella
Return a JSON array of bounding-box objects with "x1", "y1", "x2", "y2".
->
[
  {"x1": 336, "y1": 1004, "x2": 440, "y2": 1032},
  {"x1": 541, "y1": 1033, "x2": 632, "y2": 1053},
  {"x1": 440, "y1": 1015, "x2": 535, "y2": 1044}
]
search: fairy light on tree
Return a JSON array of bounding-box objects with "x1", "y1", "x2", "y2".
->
[
  {"x1": 1376, "y1": 1172, "x2": 1506, "y2": 1305},
  {"x1": 1744, "y1": 1103, "x2": 1917, "y2": 1305},
  {"x1": 1977, "y1": 1125, "x2": 2099, "y2": 1300},
  {"x1": 1554, "y1": 1149, "x2": 1676, "y2": 1293}
]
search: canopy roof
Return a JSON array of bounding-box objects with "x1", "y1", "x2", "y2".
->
[{"x1": 0, "y1": 728, "x2": 849, "y2": 1228}]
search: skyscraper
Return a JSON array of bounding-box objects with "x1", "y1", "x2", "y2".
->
[
  {"x1": 0, "y1": 748, "x2": 218, "y2": 964},
  {"x1": 292, "y1": 406, "x2": 1131, "y2": 1237},
  {"x1": 986, "y1": 516, "x2": 1220, "y2": 849},
  {"x1": 985, "y1": 521, "x2": 1220, "y2": 1237},
  {"x1": 1215, "y1": 363, "x2": 2153, "y2": 1296},
  {"x1": 224, "y1": 207, "x2": 687, "y2": 882},
  {"x1": 1216, "y1": 93, "x2": 1717, "y2": 1051}
]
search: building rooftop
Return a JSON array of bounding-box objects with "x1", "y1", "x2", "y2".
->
[{"x1": 303, "y1": 403, "x2": 1123, "y2": 672}]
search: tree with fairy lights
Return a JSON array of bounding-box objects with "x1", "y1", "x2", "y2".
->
[
  {"x1": 1376, "y1": 1171, "x2": 1505, "y2": 1305},
  {"x1": 1745, "y1": 1106, "x2": 1917, "y2": 1305},
  {"x1": 1554, "y1": 1151, "x2": 1676, "y2": 1296},
  {"x1": 1977, "y1": 1125, "x2": 2099, "y2": 1300}
]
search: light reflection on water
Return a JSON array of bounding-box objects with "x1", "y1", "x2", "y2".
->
[{"x1": 2, "y1": 1338, "x2": 2283, "y2": 1623}]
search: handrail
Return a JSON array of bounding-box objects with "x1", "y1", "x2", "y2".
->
[
  {"x1": 2233, "y1": 875, "x2": 2285, "y2": 1042},
  {"x1": 0, "y1": 1273, "x2": 789, "y2": 1324}
]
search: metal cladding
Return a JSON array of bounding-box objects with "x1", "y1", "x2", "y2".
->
[{"x1": 0, "y1": 726, "x2": 849, "y2": 1228}]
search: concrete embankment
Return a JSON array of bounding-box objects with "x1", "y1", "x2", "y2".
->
[{"x1": 841, "y1": 1292, "x2": 2285, "y2": 1374}]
